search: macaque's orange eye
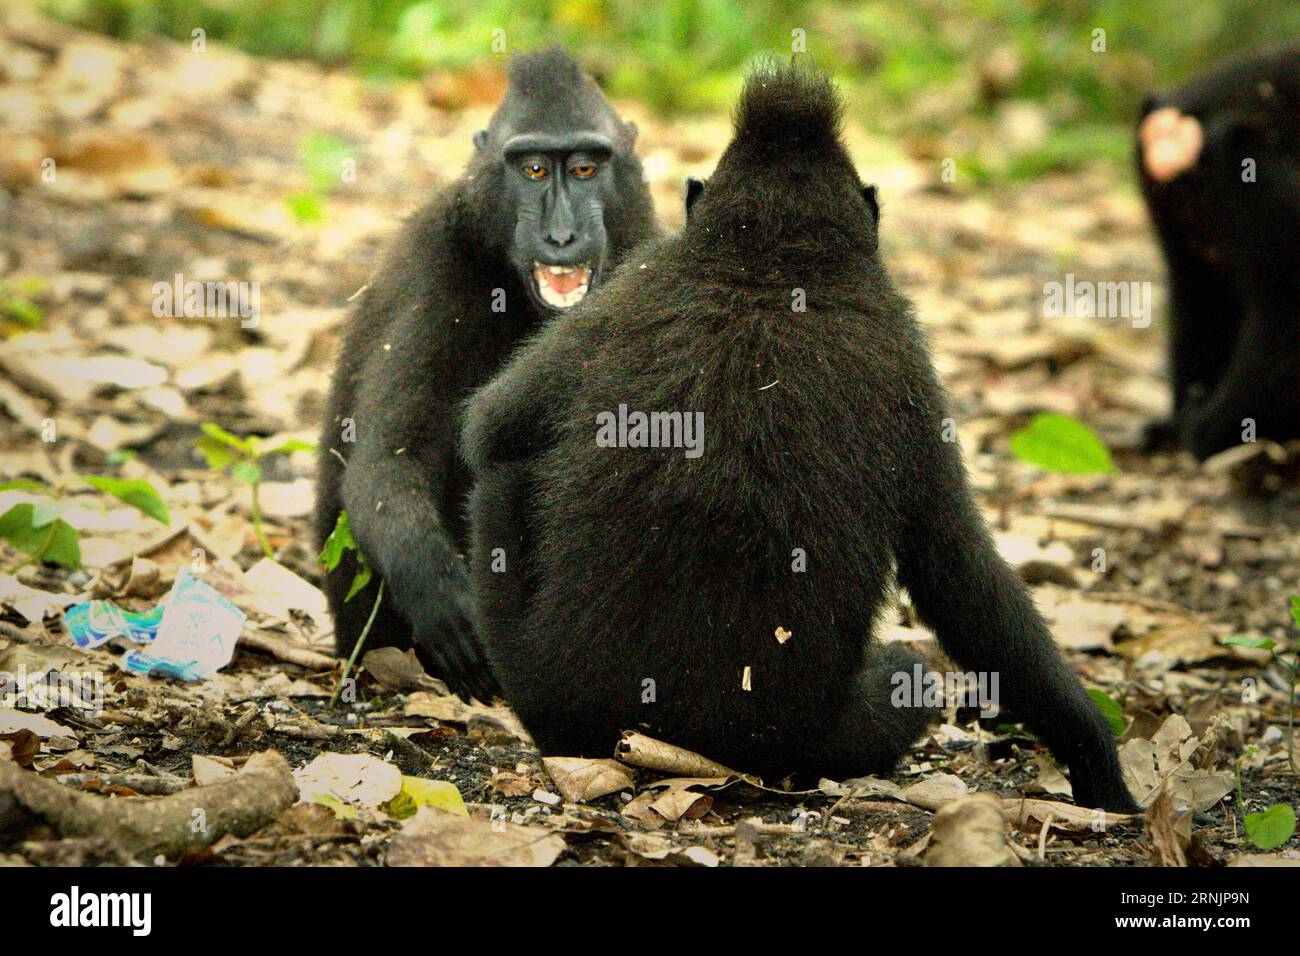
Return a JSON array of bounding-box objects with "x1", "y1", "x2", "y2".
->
[
  {"x1": 522, "y1": 162, "x2": 547, "y2": 180},
  {"x1": 571, "y1": 162, "x2": 598, "y2": 179}
]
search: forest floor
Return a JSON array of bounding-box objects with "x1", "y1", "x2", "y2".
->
[{"x1": 1, "y1": 11, "x2": 1298, "y2": 867}]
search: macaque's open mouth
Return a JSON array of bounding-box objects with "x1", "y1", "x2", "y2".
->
[{"x1": 532, "y1": 262, "x2": 592, "y2": 309}]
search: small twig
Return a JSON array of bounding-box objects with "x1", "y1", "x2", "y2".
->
[
  {"x1": 332, "y1": 580, "x2": 385, "y2": 707},
  {"x1": 1036, "y1": 813, "x2": 1053, "y2": 861},
  {"x1": 363, "y1": 728, "x2": 434, "y2": 771},
  {"x1": 220, "y1": 703, "x2": 262, "y2": 749},
  {"x1": 268, "y1": 715, "x2": 341, "y2": 741},
  {"x1": 239, "y1": 631, "x2": 336, "y2": 671},
  {"x1": 0, "y1": 621, "x2": 42, "y2": 644}
]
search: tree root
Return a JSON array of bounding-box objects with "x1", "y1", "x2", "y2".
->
[{"x1": 0, "y1": 749, "x2": 296, "y2": 858}]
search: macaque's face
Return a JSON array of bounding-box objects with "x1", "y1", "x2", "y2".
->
[{"x1": 1139, "y1": 107, "x2": 1204, "y2": 183}]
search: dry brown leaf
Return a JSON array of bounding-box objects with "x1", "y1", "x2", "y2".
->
[
  {"x1": 542, "y1": 757, "x2": 635, "y2": 803},
  {"x1": 1034, "y1": 587, "x2": 1126, "y2": 651},
  {"x1": 621, "y1": 790, "x2": 668, "y2": 829},
  {"x1": 1119, "y1": 714, "x2": 1234, "y2": 811},
  {"x1": 404, "y1": 692, "x2": 529, "y2": 739},
  {"x1": 1228, "y1": 854, "x2": 1300, "y2": 867},
  {"x1": 293, "y1": 752, "x2": 401, "y2": 811},
  {"x1": 240, "y1": 558, "x2": 329, "y2": 623},
  {"x1": 487, "y1": 771, "x2": 534, "y2": 798},
  {"x1": 49, "y1": 132, "x2": 178, "y2": 195},
  {"x1": 387, "y1": 808, "x2": 564, "y2": 867},
  {"x1": 1145, "y1": 779, "x2": 1190, "y2": 867},
  {"x1": 1030, "y1": 754, "x2": 1073, "y2": 797},
  {"x1": 820, "y1": 775, "x2": 904, "y2": 800},
  {"x1": 0, "y1": 710, "x2": 75, "y2": 739},
  {"x1": 192, "y1": 754, "x2": 238, "y2": 787},
  {"x1": 1005, "y1": 797, "x2": 1131, "y2": 833},
  {"x1": 615, "y1": 731, "x2": 737, "y2": 777},
  {"x1": 182, "y1": 192, "x2": 297, "y2": 242},
  {"x1": 1114, "y1": 621, "x2": 1222, "y2": 668},
  {"x1": 0, "y1": 730, "x2": 40, "y2": 767},
  {"x1": 361, "y1": 647, "x2": 446, "y2": 694},
  {"x1": 649, "y1": 782, "x2": 712, "y2": 823},
  {"x1": 900, "y1": 773, "x2": 968, "y2": 811},
  {"x1": 924, "y1": 793, "x2": 1021, "y2": 867}
]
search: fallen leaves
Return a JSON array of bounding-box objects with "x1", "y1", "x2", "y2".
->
[
  {"x1": 240, "y1": 557, "x2": 329, "y2": 622},
  {"x1": 615, "y1": 731, "x2": 739, "y2": 778},
  {"x1": 1119, "y1": 715, "x2": 1234, "y2": 812},
  {"x1": 543, "y1": 757, "x2": 635, "y2": 804},
  {"x1": 294, "y1": 752, "x2": 402, "y2": 814},
  {"x1": 387, "y1": 809, "x2": 565, "y2": 867},
  {"x1": 1145, "y1": 780, "x2": 1190, "y2": 866},
  {"x1": 924, "y1": 793, "x2": 1021, "y2": 867},
  {"x1": 899, "y1": 773, "x2": 969, "y2": 811},
  {"x1": 1004, "y1": 797, "x2": 1132, "y2": 834},
  {"x1": 48, "y1": 131, "x2": 179, "y2": 197}
]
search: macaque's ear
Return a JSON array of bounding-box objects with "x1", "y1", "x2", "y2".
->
[
  {"x1": 863, "y1": 184, "x2": 880, "y2": 251},
  {"x1": 685, "y1": 177, "x2": 707, "y2": 218},
  {"x1": 473, "y1": 129, "x2": 489, "y2": 152},
  {"x1": 862, "y1": 184, "x2": 880, "y2": 223},
  {"x1": 624, "y1": 120, "x2": 639, "y2": 146}
]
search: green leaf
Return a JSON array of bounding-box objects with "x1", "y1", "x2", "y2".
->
[
  {"x1": 267, "y1": 439, "x2": 316, "y2": 456},
  {"x1": 0, "y1": 504, "x2": 81, "y2": 568},
  {"x1": 301, "y1": 132, "x2": 353, "y2": 195},
  {"x1": 314, "y1": 794, "x2": 358, "y2": 819},
  {"x1": 1087, "y1": 688, "x2": 1126, "y2": 737},
  {"x1": 79, "y1": 475, "x2": 170, "y2": 525},
  {"x1": 231, "y1": 460, "x2": 262, "y2": 485},
  {"x1": 318, "y1": 511, "x2": 373, "y2": 601},
  {"x1": 194, "y1": 436, "x2": 242, "y2": 470},
  {"x1": 287, "y1": 191, "x2": 324, "y2": 223},
  {"x1": 345, "y1": 563, "x2": 371, "y2": 602},
  {"x1": 1009, "y1": 412, "x2": 1114, "y2": 475},
  {"x1": 1224, "y1": 635, "x2": 1277, "y2": 652},
  {"x1": 1, "y1": 297, "x2": 43, "y2": 328},
  {"x1": 1290, "y1": 595, "x2": 1300, "y2": 630},
  {"x1": 199, "y1": 423, "x2": 252, "y2": 453},
  {"x1": 0, "y1": 479, "x2": 46, "y2": 493},
  {"x1": 1244, "y1": 803, "x2": 1296, "y2": 851},
  {"x1": 0, "y1": 504, "x2": 39, "y2": 549},
  {"x1": 318, "y1": 510, "x2": 358, "y2": 571},
  {"x1": 383, "y1": 776, "x2": 468, "y2": 820},
  {"x1": 6, "y1": 276, "x2": 49, "y2": 296},
  {"x1": 30, "y1": 499, "x2": 67, "y2": 529},
  {"x1": 40, "y1": 520, "x2": 81, "y2": 568}
]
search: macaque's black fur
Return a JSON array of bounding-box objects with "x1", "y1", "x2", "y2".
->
[
  {"x1": 463, "y1": 64, "x2": 1138, "y2": 811},
  {"x1": 315, "y1": 49, "x2": 655, "y2": 700},
  {"x1": 1139, "y1": 45, "x2": 1300, "y2": 460}
]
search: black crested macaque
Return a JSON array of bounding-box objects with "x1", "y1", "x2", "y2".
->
[
  {"x1": 1138, "y1": 45, "x2": 1299, "y2": 460},
  {"x1": 315, "y1": 49, "x2": 655, "y2": 701},
  {"x1": 462, "y1": 64, "x2": 1138, "y2": 812}
]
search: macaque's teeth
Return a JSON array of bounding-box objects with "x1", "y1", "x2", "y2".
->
[
  {"x1": 537, "y1": 283, "x2": 589, "y2": 308},
  {"x1": 533, "y1": 263, "x2": 592, "y2": 308}
]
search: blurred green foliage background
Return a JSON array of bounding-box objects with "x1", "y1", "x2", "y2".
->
[{"x1": 43, "y1": 0, "x2": 1300, "y2": 178}]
